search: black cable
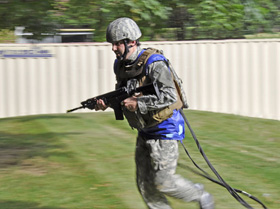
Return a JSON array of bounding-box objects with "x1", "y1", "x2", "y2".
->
[
  {"x1": 178, "y1": 142, "x2": 267, "y2": 209},
  {"x1": 179, "y1": 109, "x2": 267, "y2": 209}
]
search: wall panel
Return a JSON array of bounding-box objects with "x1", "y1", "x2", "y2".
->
[{"x1": 0, "y1": 40, "x2": 279, "y2": 120}]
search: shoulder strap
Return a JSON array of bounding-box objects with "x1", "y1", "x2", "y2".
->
[
  {"x1": 139, "y1": 48, "x2": 189, "y2": 109},
  {"x1": 136, "y1": 48, "x2": 163, "y2": 73}
]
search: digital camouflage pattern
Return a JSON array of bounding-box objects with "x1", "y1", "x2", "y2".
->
[
  {"x1": 106, "y1": 17, "x2": 142, "y2": 43},
  {"x1": 117, "y1": 46, "x2": 178, "y2": 129},
  {"x1": 136, "y1": 135, "x2": 206, "y2": 209},
  {"x1": 117, "y1": 46, "x2": 214, "y2": 208},
  {"x1": 108, "y1": 18, "x2": 214, "y2": 207}
]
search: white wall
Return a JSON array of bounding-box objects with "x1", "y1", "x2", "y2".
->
[{"x1": 0, "y1": 40, "x2": 279, "y2": 120}]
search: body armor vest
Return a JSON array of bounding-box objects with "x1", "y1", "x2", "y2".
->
[{"x1": 114, "y1": 48, "x2": 188, "y2": 129}]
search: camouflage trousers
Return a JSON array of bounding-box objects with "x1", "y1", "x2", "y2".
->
[{"x1": 135, "y1": 135, "x2": 204, "y2": 209}]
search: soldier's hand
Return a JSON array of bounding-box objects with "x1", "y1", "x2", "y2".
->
[
  {"x1": 95, "y1": 99, "x2": 108, "y2": 111},
  {"x1": 121, "y1": 96, "x2": 138, "y2": 112}
]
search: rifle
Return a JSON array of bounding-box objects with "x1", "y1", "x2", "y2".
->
[{"x1": 66, "y1": 81, "x2": 160, "y2": 120}]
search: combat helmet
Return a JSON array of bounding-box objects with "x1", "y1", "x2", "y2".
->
[{"x1": 106, "y1": 17, "x2": 142, "y2": 43}]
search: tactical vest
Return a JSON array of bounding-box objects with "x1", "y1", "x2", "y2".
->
[{"x1": 114, "y1": 48, "x2": 188, "y2": 129}]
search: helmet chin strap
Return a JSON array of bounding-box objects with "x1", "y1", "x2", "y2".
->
[{"x1": 118, "y1": 39, "x2": 132, "y2": 61}]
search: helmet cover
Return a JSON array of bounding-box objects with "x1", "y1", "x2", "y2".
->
[{"x1": 106, "y1": 17, "x2": 142, "y2": 43}]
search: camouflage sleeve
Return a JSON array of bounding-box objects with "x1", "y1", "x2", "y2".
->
[{"x1": 137, "y1": 61, "x2": 177, "y2": 114}]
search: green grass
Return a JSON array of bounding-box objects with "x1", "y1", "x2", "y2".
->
[
  {"x1": 0, "y1": 110, "x2": 279, "y2": 209},
  {"x1": 245, "y1": 32, "x2": 280, "y2": 39}
]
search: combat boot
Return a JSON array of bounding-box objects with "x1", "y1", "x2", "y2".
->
[{"x1": 199, "y1": 191, "x2": 214, "y2": 209}]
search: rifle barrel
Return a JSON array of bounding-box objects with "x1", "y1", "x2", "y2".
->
[{"x1": 66, "y1": 106, "x2": 83, "y2": 113}]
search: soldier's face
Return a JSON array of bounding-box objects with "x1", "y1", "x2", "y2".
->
[
  {"x1": 112, "y1": 40, "x2": 125, "y2": 60},
  {"x1": 112, "y1": 40, "x2": 136, "y2": 60}
]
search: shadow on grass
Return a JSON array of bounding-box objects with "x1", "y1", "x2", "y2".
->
[
  {"x1": 0, "y1": 200, "x2": 69, "y2": 209},
  {"x1": 13, "y1": 114, "x2": 79, "y2": 122},
  {"x1": 0, "y1": 115, "x2": 81, "y2": 169}
]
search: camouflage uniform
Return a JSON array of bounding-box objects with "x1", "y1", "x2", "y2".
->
[
  {"x1": 107, "y1": 17, "x2": 214, "y2": 209},
  {"x1": 117, "y1": 47, "x2": 210, "y2": 209},
  {"x1": 136, "y1": 136, "x2": 204, "y2": 209}
]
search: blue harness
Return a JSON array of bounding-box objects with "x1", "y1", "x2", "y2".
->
[{"x1": 115, "y1": 49, "x2": 185, "y2": 140}]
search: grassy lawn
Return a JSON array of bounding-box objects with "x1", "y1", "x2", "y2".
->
[{"x1": 0, "y1": 110, "x2": 279, "y2": 209}]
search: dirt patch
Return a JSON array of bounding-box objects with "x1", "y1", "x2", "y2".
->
[
  {"x1": 0, "y1": 148, "x2": 61, "y2": 176},
  {"x1": 0, "y1": 148, "x2": 27, "y2": 168},
  {"x1": 17, "y1": 157, "x2": 49, "y2": 176}
]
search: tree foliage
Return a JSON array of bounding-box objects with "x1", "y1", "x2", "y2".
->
[
  {"x1": 51, "y1": 0, "x2": 170, "y2": 41},
  {"x1": 0, "y1": 0, "x2": 56, "y2": 39},
  {"x1": 0, "y1": 0, "x2": 279, "y2": 41},
  {"x1": 187, "y1": 0, "x2": 245, "y2": 39}
]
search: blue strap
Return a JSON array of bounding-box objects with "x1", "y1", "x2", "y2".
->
[
  {"x1": 146, "y1": 53, "x2": 167, "y2": 66},
  {"x1": 144, "y1": 53, "x2": 169, "y2": 75}
]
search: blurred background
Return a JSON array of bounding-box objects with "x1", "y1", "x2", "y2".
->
[
  {"x1": 0, "y1": 0, "x2": 279, "y2": 43},
  {"x1": 0, "y1": 0, "x2": 279, "y2": 120},
  {"x1": 0, "y1": 1, "x2": 279, "y2": 209}
]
